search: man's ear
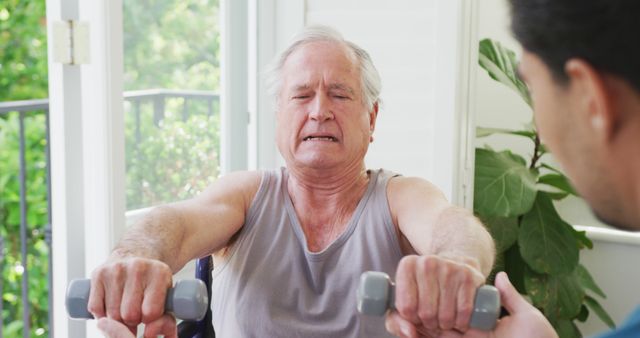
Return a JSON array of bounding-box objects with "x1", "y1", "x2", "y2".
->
[
  {"x1": 369, "y1": 101, "x2": 379, "y2": 133},
  {"x1": 565, "y1": 59, "x2": 618, "y2": 141}
]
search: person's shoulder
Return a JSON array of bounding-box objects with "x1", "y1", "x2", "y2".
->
[
  {"x1": 219, "y1": 170, "x2": 263, "y2": 185},
  {"x1": 199, "y1": 170, "x2": 263, "y2": 203},
  {"x1": 385, "y1": 174, "x2": 449, "y2": 216},
  {"x1": 386, "y1": 174, "x2": 444, "y2": 198}
]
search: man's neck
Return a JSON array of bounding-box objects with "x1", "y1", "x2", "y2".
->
[
  {"x1": 287, "y1": 163, "x2": 369, "y2": 209},
  {"x1": 286, "y1": 164, "x2": 371, "y2": 251}
]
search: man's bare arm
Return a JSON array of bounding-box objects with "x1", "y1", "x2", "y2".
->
[
  {"x1": 88, "y1": 170, "x2": 262, "y2": 325},
  {"x1": 111, "y1": 170, "x2": 262, "y2": 271},
  {"x1": 388, "y1": 176, "x2": 494, "y2": 275},
  {"x1": 112, "y1": 170, "x2": 262, "y2": 272},
  {"x1": 384, "y1": 176, "x2": 495, "y2": 336}
]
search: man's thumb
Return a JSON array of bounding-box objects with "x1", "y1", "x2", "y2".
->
[
  {"x1": 494, "y1": 271, "x2": 532, "y2": 314},
  {"x1": 96, "y1": 318, "x2": 135, "y2": 338}
]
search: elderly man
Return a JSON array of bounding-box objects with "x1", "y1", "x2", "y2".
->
[
  {"x1": 449, "y1": 1, "x2": 640, "y2": 338},
  {"x1": 92, "y1": 26, "x2": 494, "y2": 338}
]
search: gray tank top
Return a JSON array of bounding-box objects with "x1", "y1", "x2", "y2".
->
[{"x1": 210, "y1": 167, "x2": 404, "y2": 337}]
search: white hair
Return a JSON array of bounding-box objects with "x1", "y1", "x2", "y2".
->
[{"x1": 265, "y1": 25, "x2": 382, "y2": 110}]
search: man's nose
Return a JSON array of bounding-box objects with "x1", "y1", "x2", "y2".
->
[{"x1": 308, "y1": 95, "x2": 334, "y2": 121}]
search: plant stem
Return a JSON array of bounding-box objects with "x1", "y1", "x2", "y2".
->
[{"x1": 529, "y1": 134, "x2": 542, "y2": 169}]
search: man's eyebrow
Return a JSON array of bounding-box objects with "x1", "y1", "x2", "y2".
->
[
  {"x1": 328, "y1": 83, "x2": 355, "y2": 94},
  {"x1": 291, "y1": 84, "x2": 311, "y2": 92}
]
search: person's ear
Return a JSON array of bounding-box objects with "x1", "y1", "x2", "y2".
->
[
  {"x1": 368, "y1": 102, "x2": 379, "y2": 143},
  {"x1": 565, "y1": 59, "x2": 618, "y2": 142},
  {"x1": 369, "y1": 101, "x2": 379, "y2": 132}
]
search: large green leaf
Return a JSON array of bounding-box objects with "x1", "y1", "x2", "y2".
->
[
  {"x1": 538, "y1": 174, "x2": 578, "y2": 196},
  {"x1": 553, "y1": 319, "x2": 582, "y2": 338},
  {"x1": 585, "y1": 295, "x2": 616, "y2": 329},
  {"x1": 576, "y1": 264, "x2": 605, "y2": 298},
  {"x1": 546, "y1": 191, "x2": 570, "y2": 201},
  {"x1": 478, "y1": 38, "x2": 532, "y2": 107},
  {"x1": 576, "y1": 305, "x2": 589, "y2": 322},
  {"x1": 504, "y1": 244, "x2": 527, "y2": 294},
  {"x1": 474, "y1": 148, "x2": 538, "y2": 217},
  {"x1": 479, "y1": 215, "x2": 518, "y2": 254},
  {"x1": 519, "y1": 192, "x2": 579, "y2": 274},
  {"x1": 524, "y1": 267, "x2": 584, "y2": 319}
]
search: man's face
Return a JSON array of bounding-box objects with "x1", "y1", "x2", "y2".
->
[
  {"x1": 275, "y1": 41, "x2": 376, "y2": 172},
  {"x1": 519, "y1": 51, "x2": 626, "y2": 228}
]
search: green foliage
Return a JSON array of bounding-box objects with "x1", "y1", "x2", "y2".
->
[
  {"x1": 0, "y1": 0, "x2": 48, "y2": 101},
  {"x1": 0, "y1": 113, "x2": 50, "y2": 337},
  {"x1": 474, "y1": 148, "x2": 537, "y2": 217},
  {"x1": 123, "y1": 0, "x2": 220, "y2": 91},
  {"x1": 123, "y1": 0, "x2": 221, "y2": 209},
  {"x1": 125, "y1": 106, "x2": 220, "y2": 210},
  {"x1": 475, "y1": 38, "x2": 614, "y2": 337},
  {"x1": 1, "y1": 0, "x2": 50, "y2": 336},
  {"x1": 1, "y1": 0, "x2": 221, "y2": 336}
]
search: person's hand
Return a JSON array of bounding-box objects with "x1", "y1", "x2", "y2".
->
[
  {"x1": 88, "y1": 255, "x2": 174, "y2": 332},
  {"x1": 97, "y1": 315, "x2": 177, "y2": 338},
  {"x1": 384, "y1": 255, "x2": 486, "y2": 338},
  {"x1": 97, "y1": 318, "x2": 135, "y2": 338},
  {"x1": 429, "y1": 272, "x2": 559, "y2": 338}
]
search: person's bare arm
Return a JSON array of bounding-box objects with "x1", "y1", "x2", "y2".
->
[
  {"x1": 111, "y1": 170, "x2": 262, "y2": 271},
  {"x1": 88, "y1": 170, "x2": 262, "y2": 328},
  {"x1": 385, "y1": 176, "x2": 495, "y2": 337},
  {"x1": 389, "y1": 176, "x2": 494, "y2": 275}
]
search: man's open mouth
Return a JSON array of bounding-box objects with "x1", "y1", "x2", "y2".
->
[{"x1": 303, "y1": 136, "x2": 337, "y2": 142}]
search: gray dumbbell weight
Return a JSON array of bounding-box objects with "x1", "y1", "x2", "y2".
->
[
  {"x1": 357, "y1": 271, "x2": 500, "y2": 331},
  {"x1": 66, "y1": 278, "x2": 209, "y2": 321}
]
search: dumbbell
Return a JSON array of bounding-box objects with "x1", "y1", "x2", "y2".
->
[
  {"x1": 357, "y1": 271, "x2": 500, "y2": 331},
  {"x1": 66, "y1": 279, "x2": 209, "y2": 321}
]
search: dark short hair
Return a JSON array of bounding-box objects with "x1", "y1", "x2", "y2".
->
[{"x1": 509, "y1": 0, "x2": 640, "y2": 92}]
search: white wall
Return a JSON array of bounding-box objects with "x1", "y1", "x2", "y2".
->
[{"x1": 475, "y1": 0, "x2": 640, "y2": 334}]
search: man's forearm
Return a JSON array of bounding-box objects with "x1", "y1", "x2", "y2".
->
[
  {"x1": 432, "y1": 206, "x2": 495, "y2": 277},
  {"x1": 112, "y1": 205, "x2": 188, "y2": 272}
]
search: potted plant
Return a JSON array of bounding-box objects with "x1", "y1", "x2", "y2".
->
[{"x1": 474, "y1": 38, "x2": 615, "y2": 338}]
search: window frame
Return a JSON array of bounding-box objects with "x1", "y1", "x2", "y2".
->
[{"x1": 48, "y1": 0, "x2": 249, "y2": 336}]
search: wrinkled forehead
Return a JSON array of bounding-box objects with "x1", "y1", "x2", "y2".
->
[{"x1": 280, "y1": 41, "x2": 361, "y2": 90}]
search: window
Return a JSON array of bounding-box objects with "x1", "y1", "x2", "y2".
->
[{"x1": 122, "y1": 0, "x2": 222, "y2": 210}]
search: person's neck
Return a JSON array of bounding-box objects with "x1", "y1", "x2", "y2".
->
[
  {"x1": 286, "y1": 162, "x2": 370, "y2": 251},
  {"x1": 286, "y1": 162, "x2": 370, "y2": 209}
]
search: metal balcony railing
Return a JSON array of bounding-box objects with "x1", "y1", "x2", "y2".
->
[{"x1": 0, "y1": 89, "x2": 219, "y2": 338}]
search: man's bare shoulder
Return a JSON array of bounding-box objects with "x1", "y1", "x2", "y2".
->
[
  {"x1": 386, "y1": 175, "x2": 450, "y2": 222},
  {"x1": 387, "y1": 176, "x2": 447, "y2": 203},
  {"x1": 195, "y1": 170, "x2": 263, "y2": 208}
]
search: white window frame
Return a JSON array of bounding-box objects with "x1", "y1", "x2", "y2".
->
[
  {"x1": 47, "y1": 0, "x2": 248, "y2": 336},
  {"x1": 434, "y1": 0, "x2": 480, "y2": 208}
]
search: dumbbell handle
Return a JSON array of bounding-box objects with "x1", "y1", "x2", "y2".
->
[
  {"x1": 357, "y1": 271, "x2": 500, "y2": 331},
  {"x1": 66, "y1": 279, "x2": 208, "y2": 321}
]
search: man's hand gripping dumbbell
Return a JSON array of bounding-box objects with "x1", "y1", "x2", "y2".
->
[
  {"x1": 357, "y1": 271, "x2": 501, "y2": 333},
  {"x1": 66, "y1": 278, "x2": 208, "y2": 321}
]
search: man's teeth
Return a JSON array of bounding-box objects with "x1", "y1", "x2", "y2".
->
[{"x1": 304, "y1": 136, "x2": 336, "y2": 141}]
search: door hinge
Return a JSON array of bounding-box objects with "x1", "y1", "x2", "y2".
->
[{"x1": 52, "y1": 20, "x2": 90, "y2": 65}]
